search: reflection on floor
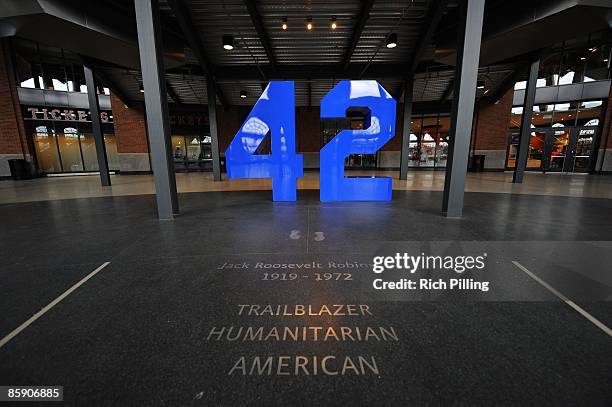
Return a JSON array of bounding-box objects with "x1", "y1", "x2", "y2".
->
[
  {"x1": 0, "y1": 190, "x2": 611, "y2": 405},
  {"x1": 1, "y1": 170, "x2": 612, "y2": 204}
]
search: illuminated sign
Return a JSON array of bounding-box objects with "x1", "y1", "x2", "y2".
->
[{"x1": 225, "y1": 80, "x2": 396, "y2": 202}]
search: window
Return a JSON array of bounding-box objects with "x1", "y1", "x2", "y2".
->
[
  {"x1": 538, "y1": 52, "x2": 562, "y2": 86},
  {"x1": 57, "y1": 127, "x2": 83, "y2": 171},
  {"x1": 585, "y1": 44, "x2": 611, "y2": 81},
  {"x1": 33, "y1": 126, "x2": 61, "y2": 173},
  {"x1": 510, "y1": 107, "x2": 523, "y2": 128},
  {"x1": 532, "y1": 104, "x2": 554, "y2": 127},
  {"x1": 576, "y1": 100, "x2": 603, "y2": 127}
]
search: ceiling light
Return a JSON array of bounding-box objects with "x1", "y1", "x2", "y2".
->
[
  {"x1": 282, "y1": 17, "x2": 287, "y2": 30},
  {"x1": 386, "y1": 33, "x2": 397, "y2": 48},
  {"x1": 331, "y1": 16, "x2": 337, "y2": 30},
  {"x1": 604, "y1": 58, "x2": 609, "y2": 63},
  {"x1": 580, "y1": 56, "x2": 585, "y2": 60},
  {"x1": 240, "y1": 90, "x2": 247, "y2": 98},
  {"x1": 477, "y1": 80, "x2": 485, "y2": 89},
  {"x1": 307, "y1": 17, "x2": 313, "y2": 30},
  {"x1": 223, "y1": 35, "x2": 234, "y2": 51},
  {"x1": 139, "y1": 83, "x2": 144, "y2": 93}
]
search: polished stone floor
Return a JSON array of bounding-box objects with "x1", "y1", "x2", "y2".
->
[
  {"x1": 1, "y1": 170, "x2": 612, "y2": 204},
  {"x1": 0, "y1": 180, "x2": 611, "y2": 405}
]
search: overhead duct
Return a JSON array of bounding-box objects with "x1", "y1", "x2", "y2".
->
[
  {"x1": 0, "y1": 0, "x2": 184, "y2": 69},
  {"x1": 435, "y1": 0, "x2": 612, "y2": 66}
]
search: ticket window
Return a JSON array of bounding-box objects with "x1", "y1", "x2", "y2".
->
[{"x1": 33, "y1": 125, "x2": 61, "y2": 173}]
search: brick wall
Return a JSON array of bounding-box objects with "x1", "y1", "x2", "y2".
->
[
  {"x1": 470, "y1": 89, "x2": 513, "y2": 169},
  {"x1": 473, "y1": 90, "x2": 513, "y2": 151},
  {"x1": 110, "y1": 94, "x2": 151, "y2": 172},
  {"x1": 110, "y1": 95, "x2": 148, "y2": 153},
  {"x1": 296, "y1": 107, "x2": 320, "y2": 152},
  {"x1": 0, "y1": 40, "x2": 28, "y2": 155}
]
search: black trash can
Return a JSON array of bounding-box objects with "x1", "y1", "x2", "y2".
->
[
  {"x1": 8, "y1": 159, "x2": 31, "y2": 180},
  {"x1": 469, "y1": 155, "x2": 485, "y2": 172}
]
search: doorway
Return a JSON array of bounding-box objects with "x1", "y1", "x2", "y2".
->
[{"x1": 506, "y1": 127, "x2": 598, "y2": 173}]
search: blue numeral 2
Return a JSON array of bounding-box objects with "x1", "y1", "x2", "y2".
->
[{"x1": 320, "y1": 80, "x2": 396, "y2": 201}]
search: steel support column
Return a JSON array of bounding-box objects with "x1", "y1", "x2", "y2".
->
[
  {"x1": 399, "y1": 78, "x2": 414, "y2": 180},
  {"x1": 206, "y1": 75, "x2": 222, "y2": 182},
  {"x1": 83, "y1": 64, "x2": 111, "y2": 186},
  {"x1": 442, "y1": 0, "x2": 485, "y2": 218},
  {"x1": 513, "y1": 58, "x2": 539, "y2": 183},
  {"x1": 134, "y1": 0, "x2": 178, "y2": 219}
]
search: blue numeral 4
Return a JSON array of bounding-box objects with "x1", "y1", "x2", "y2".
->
[{"x1": 225, "y1": 81, "x2": 303, "y2": 201}]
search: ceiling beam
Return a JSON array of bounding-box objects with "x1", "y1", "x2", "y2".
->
[
  {"x1": 407, "y1": 0, "x2": 447, "y2": 74},
  {"x1": 243, "y1": 0, "x2": 277, "y2": 70},
  {"x1": 342, "y1": 0, "x2": 375, "y2": 71},
  {"x1": 167, "y1": 62, "x2": 516, "y2": 82},
  {"x1": 482, "y1": 62, "x2": 528, "y2": 103},
  {"x1": 166, "y1": 63, "x2": 468, "y2": 82},
  {"x1": 483, "y1": 69, "x2": 522, "y2": 103},
  {"x1": 167, "y1": 0, "x2": 228, "y2": 106},
  {"x1": 78, "y1": 56, "x2": 132, "y2": 107},
  {"x1": 94, "y1": 70, "x2": 131, "y2": 108},
  {"x1": 166, "y1": 80, "x2": 182, "y2": 104}
]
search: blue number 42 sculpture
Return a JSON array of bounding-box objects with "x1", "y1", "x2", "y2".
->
[{"x1": 225, "y1": 80, "x2": 396, "y2": 202}]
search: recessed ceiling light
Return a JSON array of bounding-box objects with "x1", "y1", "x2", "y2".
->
[
  {"x1": 477, "y1": 80, "x2": 485, "y2": 89},
  {"x1": 331, "y1": 16, "x2": 337, "y2": 30},
  {"x1": 386, "y1": 33, "x2": 397, "y2": 48},
  {"x1": 240, "y1": 90, "x2": 247, "y2": 98},
  {"x1": 223, "y1": 35, "x2": 234, "y2": 51},
  {"x1": 580, "y1": 56, "x2": 586, "y2": 60},
  {"x1": 282, "y1": 17, "x2": 288, "y2": 30},
  {"x1": 139, "y1": 83, "x2": 144, "y2": 93},
  {"x1": 307, "y1": 17, "x2": 313, "y2": 30}
]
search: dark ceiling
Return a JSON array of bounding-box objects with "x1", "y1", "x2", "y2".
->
[{"x1": 3, "y1": 0, "x2": 612, "y2": 107}]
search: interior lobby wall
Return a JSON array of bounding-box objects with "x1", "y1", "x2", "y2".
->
[
  {"x1": 0, "y1": 39, "x2": 32, "y2": 177},
  {"x1": 110, "y1": 94, "x2": 151, "y2": 173},
  {"x1": 472, "y1": 89, "x2": 514, "y2": 170}
]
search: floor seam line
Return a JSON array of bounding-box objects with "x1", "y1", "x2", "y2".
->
[
  {"x1": 511, "y1": 260, "x2": 612, "y2": 337},
  {"x1": 0, "y1": 261, "x2": 112, "y2": 349}
]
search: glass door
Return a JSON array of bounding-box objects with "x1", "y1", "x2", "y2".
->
[
  {"x1": 505, "y1": 131, "x2": 519, "y2": 168},
  {"x1": 33, "y1": 125, "x2": 62, "y2": 173},
  {"x1": 527, "y1": 130, "x2": 547, "y2": 170},
  {"x1": 570, "y1": 127, "x2": 596, "y2": 173},
  {"x1": 545, "y1": 129, "x2": 570, "y2": 172},
  {"x1": 57, "y1": 127, "x2": 84, "y2": 172}
]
